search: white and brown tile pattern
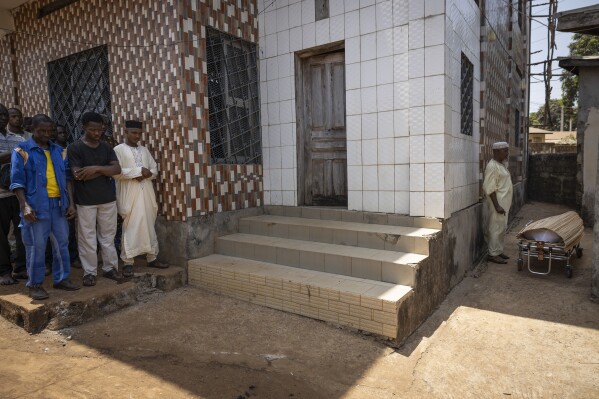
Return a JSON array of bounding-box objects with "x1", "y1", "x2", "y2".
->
[{"x1": 4, "y1": 0, "x2": 263, "y2": 221}]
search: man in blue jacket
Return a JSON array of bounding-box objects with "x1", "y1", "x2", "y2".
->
[{"x1": 10, "y1": 114, "x2": 80, "y2": 300}]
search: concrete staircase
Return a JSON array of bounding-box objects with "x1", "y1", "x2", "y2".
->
[{"x1": 188, "y1": 206, "x2": 442, "y2": 342}]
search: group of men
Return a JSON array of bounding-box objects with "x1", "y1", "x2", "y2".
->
[{"x1": 0, "y1": 104, "x2": 167, "y2": 300}]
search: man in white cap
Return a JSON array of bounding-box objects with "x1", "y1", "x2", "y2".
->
[{"x1": 483, "y1": 141, "x2": 513, "y2": 264}]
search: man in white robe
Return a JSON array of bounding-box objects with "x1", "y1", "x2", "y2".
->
[
  {"x1": 483, "y1": 141, "x2": 513, "y2": 264},
  {"x1": 113, "y1": 120, "x2": 167, "y2": 277}
]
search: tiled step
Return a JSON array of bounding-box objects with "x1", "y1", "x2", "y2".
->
[
  {"x1": 265, "y1": 205, "x2": 442, "y2": 229},
  {"x1": 239, "y1": 215, "x2": 438, "y2": 255},
  {"x1": 215, "y1": 233, "x2": 426, "y2": 286},
  {"x1": 188, "y1": 254, "x2": 413, "y2": 339}
]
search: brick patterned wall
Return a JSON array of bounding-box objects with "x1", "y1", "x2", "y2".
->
[
  {"x1": 479, "y1": 0, "x2": 529, "y2": 185},
  {"x1": 9, "y1": 0, "x2": 263, "y2": 221},
  {"x1": 179, "y1": 0, "x2": 263, "y2": 216},
  {"x1": 11, "y1": 0, "x2": 186, "y2": 221},
  {"x1": 0, "y1": 35, "x2": 14, "y2": 106}
]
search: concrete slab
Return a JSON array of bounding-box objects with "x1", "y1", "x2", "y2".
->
[{"x1": 0, "y1": 264, "x2": 185, "y2": 333}]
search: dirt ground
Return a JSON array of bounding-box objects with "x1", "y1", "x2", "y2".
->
[{"x1": 0, "y1": 202, "x2": 598, "y2": 399}]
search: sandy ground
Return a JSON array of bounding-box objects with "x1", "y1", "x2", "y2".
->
[{"x1": 0, "y1": 202, "x2": 598, "y2": 399}]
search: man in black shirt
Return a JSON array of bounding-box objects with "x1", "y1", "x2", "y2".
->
[{"x1": 68, "y1": 112, "x2": 122, "y2": 286}]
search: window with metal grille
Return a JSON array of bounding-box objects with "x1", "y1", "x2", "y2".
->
[
  {"x1": 48, "y1": 45, "x2": 112, "y2": 141},
  {"x1": 460, "y1": 53, "x2": 473, "y2": 136},
  {"x1": 207, "y1": 28, "x2": 262, "y2": 165}
]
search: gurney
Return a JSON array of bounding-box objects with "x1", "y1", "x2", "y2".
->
[{"x1": 516, "y1": 211, "x2": 584, "y2": 278}]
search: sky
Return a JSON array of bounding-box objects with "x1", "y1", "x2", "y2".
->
[{"x1": 529, "y1": 0, "x2": 599, "y2": 117}]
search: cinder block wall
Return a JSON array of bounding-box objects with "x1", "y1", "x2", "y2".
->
[{"x1": 528, "y1": 153, "x2": 577, "y2": 208}]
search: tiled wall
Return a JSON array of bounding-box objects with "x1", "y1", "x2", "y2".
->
[
  {"x1": 178, "y1": 0, "x2": 263, "y2": 217},
  {"x1": 259, "y1": 0, "x2": 481, "y2": 218},
  {"x1": 444, "y1": 0, "x2": 481, "y2": 217},
  {"x1": 0, "y1": 36, "x2": 12, "y2": 105},
  {"x1": 479, "y1": 0, "x2": 529, "y2": 189},
  {"x1": 3, "y1": 0, "x2": 263, "y2": 221},
  {"x1": 7, "y1": 0, "x2": 186, "y2": 221}
]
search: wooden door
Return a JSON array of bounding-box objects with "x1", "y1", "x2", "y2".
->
[{"x1": 299, "y1": 51, "x2": 347, "y2": 206}]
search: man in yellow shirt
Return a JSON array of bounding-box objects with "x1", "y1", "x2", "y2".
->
[{"x1": 10, "y1": 114, "x2": 79, "y2": 300}]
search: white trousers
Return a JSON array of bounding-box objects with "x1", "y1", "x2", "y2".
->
[
  {"x1": 77, "y1": 201, "x2": 119, "y2": 275},
  {"x1": 485, "y1": 199, "x2": 509, "y2": 257}
]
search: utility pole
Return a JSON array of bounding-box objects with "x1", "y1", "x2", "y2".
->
[
  {"x1": 542, "y1": 0, "x2": 558, "y2": 126},
  {"x1": 561, "y1": 104, "x2": 564, "y2": 131}
]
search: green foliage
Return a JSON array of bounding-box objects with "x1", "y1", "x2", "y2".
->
[
  {"x1": 529, "y1": 99, "x2": 564, "y2": 131},
  {"x1": 560, "y1": 34, "x2": 599, "y2": 117}
]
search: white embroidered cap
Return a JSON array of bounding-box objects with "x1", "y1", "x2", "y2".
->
[{"x1": 492, "y1": 141, "x2": 509, "y2": 150}]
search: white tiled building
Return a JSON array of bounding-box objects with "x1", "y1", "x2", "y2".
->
[{"x1": 259, "y1": 0, "x2": 485, "y2": 219}]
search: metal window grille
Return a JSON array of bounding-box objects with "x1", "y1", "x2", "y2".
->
[
  {"x1": 207, "y1": 28, "x2": 262, "y2": 165},
  {"x1": 460, "y1": 53, "x2": 473, "y2": 136},
  {"x1": 48, "y1": 45, "x2": 112, "y2": 141}
]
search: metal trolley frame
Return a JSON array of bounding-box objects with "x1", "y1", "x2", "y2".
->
[{"x1": 516, "y1": 240, "x2": 583, "y2": 278}]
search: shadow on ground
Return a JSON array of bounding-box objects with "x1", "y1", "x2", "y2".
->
[{"x1": 0, "y1": 201, "x2": 597, "y2": 398}]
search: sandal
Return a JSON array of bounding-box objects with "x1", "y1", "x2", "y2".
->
[
  {"x1": 83, "y1": 274, "x2": 96, "y2": 286},
  {"x1": 122, "y1": 265, "x2": 134, "y2": 278},
  {"x1": 102, "y1": 268, "x2": 123, "y2": 281}
]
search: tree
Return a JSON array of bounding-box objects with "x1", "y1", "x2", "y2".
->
[
  {"x1": 560, "y1": 33, "x2": 599, "y2": 125},
  {"x1": 530, "y1": 98, "x2": 564, "y2": 131}
]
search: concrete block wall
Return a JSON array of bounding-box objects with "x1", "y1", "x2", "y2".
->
[{"x1": 258, "y1": 0, "x2": 481, "y2": 219}]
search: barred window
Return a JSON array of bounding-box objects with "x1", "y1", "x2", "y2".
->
[
  {"x1": 460, "y1": 53, "x2": 473, "y2": 136},
  {"x1": 207, "y1": 28, "x2": 262, "y2": 164},
  {"x1": 48, "y1": 45, "x2": 112, "y2": 141}
]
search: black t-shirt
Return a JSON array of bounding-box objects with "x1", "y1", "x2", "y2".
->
[{"x1": 68, "y1": 139, "x2": 119, "y2": 206}]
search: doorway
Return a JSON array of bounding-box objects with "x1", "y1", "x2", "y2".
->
[{"x1": 296, "y1": 48, "x2": 347, "y2": 206}]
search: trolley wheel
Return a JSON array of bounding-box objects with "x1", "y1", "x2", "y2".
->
[
  {"x1": 576, "y1": 247, "x2": 583, "y2": 258},
  {"x1": 517, "y1": 259, "x2": 523, "y2": 271},
  {"x1": 566, "y1": 266, "x2": 573, "y2": 279}
]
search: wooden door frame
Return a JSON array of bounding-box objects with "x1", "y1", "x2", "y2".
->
[{"x1": 294, "y1": 41, "x2": 345, "y2": 206}]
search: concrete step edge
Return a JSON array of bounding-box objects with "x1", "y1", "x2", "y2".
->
[
  {"x1": 217, "y1": 233, "x2": 427, "y2": 265},
  {"x1": 188, "y1": 254, "x2": 414, "y2": 339},
  {"x1": 241, "y1": 215, "x2": 440, "y2": 236}
]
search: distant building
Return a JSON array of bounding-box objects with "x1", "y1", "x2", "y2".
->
[{"x1": 557, "y1": 4, "x2": 599, "y2": 226}]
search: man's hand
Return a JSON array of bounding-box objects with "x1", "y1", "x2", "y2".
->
[
  {"x1": 66, "y1": 205, "x2": 77, "y2": 220},
  {"x1": 141, "y1": 167, "x2": 153, "y2": 179},
  {"x1": 22, "y1": 204, "x2": 37, "y2": 223},
  {"x1": 74, "y1": 166, "x2": 98, "y2": 181},
  {"x1": 495, "y1": 205, "x2": 506, "y2": 215}
]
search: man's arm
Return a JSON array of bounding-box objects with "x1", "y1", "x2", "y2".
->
[
  {"x1": 488, "y1": 192, "x2": 505, "y2": 215},
  {"x1": 74, "y1": 161, "x2": 121, "y2": 181},
  {"x1": 65, "y1": 180, "x2": 76, "y2": 219},
  {"x1": 14, "y1": 188, "x2": 36, "y2": 223}
]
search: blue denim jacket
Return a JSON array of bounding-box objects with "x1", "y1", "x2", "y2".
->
[{"x1": 9, "y1": 138, "x2": 71, "y2": 223}]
